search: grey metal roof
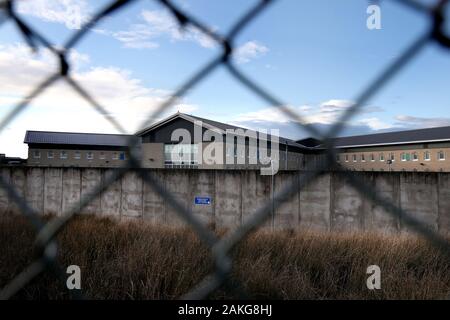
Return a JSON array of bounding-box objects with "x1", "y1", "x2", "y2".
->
[
  {"x1": 175, "y1": 113, "x2": 311, "y2": 148},
  {"x1": 24, "y1": 131, "x2": 136, "y2": 147},
  {"x1": 332, "y1": 126, "x2": 450, "y2": 148}
]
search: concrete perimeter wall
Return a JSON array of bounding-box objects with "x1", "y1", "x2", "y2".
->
[{"x1": 0, "y1": 167, "x2": 449, "y2": 234}]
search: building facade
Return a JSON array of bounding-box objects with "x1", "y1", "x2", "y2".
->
[
  {"x1": 24, "y1": 113, "x2": 317, "y2": 171},
  {"x1": 302, "y1": 126, "x2": 450, "y2": 172},
  {"x1": 25, "y1": 113, "x2": 450, "y2": 172},
  {"x1": 136, "y1": 112, "x2": 314, "y2": 171},
  {"x1": 25, "y1": 131, "x2": 136, "y2": 167}
]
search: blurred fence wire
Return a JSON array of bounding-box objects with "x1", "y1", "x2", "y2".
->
[{"x1": 0, "y1": 0, "x2": 450, "y2": 300}]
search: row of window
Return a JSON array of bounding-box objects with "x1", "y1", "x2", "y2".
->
[
  {"x1": 32, "y1": 150, "x2": 126, "y2": 160},
  {"x1": 338, "y1": 151, "x2": 446, "y2": 163}
]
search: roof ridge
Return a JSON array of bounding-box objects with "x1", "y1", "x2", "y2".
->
[
  {"x1": 25, "y1": 130, "x2": 133, "y2": 136},
  {"x1": 334, "y1": 125, "x2": 450, "y2": 140}
]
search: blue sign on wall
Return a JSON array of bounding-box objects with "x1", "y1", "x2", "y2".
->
[{"x1": 195, "y1": 196, "x2": 211, "y2": 205}]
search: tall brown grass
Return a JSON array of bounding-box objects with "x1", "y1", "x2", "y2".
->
[{"x1": 0, "y1": 214, "x2": 448, "y2": 299}]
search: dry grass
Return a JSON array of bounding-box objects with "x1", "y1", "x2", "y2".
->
[{"x1": 0, "y1": 214, "x2": 449, "y2": 299}]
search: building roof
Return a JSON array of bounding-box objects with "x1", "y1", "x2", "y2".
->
[
  {"x1": 295, "y1": 137, "x2": 323, "y2": 148},
  {"x1": 331, "y1": 126, "x2": 450, "y2": 148},
  {"x1": 24, "y1": 131, "x2": 135, "y2": 147},
  {"x1": 136, "y1": 112, "x2": 312, "y2": 149}
]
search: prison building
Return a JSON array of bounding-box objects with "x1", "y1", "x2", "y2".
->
[
  {"x1": 136, "y1": 112, "x2": 315, "y2": 170},
  {"x1": 323, "y1": 126, "x2": 450, "y2": 172},
  {"x1": 24, "y1": 131, "x2": 136, "y2": 167}
]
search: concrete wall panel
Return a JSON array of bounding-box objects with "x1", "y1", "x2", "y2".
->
[
  {"x1": 189, "y1": 170, "x2": 214, "y2": 226},
  {"x1": 62, "y1": 168, "x2": 81, "y2": 214},
  {"x1": 332, "y1": 173, "x2": 364, "y2": 231},
  {"x1": 365, "y1": 173, "x2": 400, "y2": 233},
  {"x1": 274, "y1": 171, "x2": 299, "y2": 229},
  {"x1": 215, "y1": 171, "x2": 242, "y2": 229},
  {"x1": 438, "y1": 173, "x2": 450, "y2": 234},
  {"x1": 9, "y1": 168, "x2": 26, "y2": 214},
  {"x1": 44, "y1": 168, "x2": 62, "y2": 215},
  {"x1": 143, "y1": 170, "x2": 166, "y2": 224},
  {"x1": 101, "y1": 169, "x2": 121, "y2": 217},
  {"x1": 0, "y1": 168, "x2": 11, "y2": 214},
  {"x1": 400, "y1": 173, "x2": 438, "y2": 231},
  {"x1": 81, "y1": 169, "x2": 102, "y2": 215},
  {"x1": 25, "y1": 168, "x2": 44, "y2": 214},
  {"x1": 299, "y1": 173, "x2": 331, "y2": 231},
  {"x1": 121, "y1": 171, "x2": 143, "y2": 218},
  {"x1": 164, "y1": 170, "x2": 190, "y2": 226},
  {"x1": 242, "y1": 171, "x2": 270, "y2": 228}
]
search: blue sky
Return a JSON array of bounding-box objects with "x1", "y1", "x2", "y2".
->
[{"x1": 1, "y1": 0, "x2": 450, "y2": 157}]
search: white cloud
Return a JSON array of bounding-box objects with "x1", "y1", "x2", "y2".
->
[
  {"x1": 0, "y1": 44, "x2": 197, "y2": 157},
  {"x1": 233, "y1": 41, "x2": 269, "y2": 64},
  {"x1": 16, "y1": 0, "x2": 90, "y2": 29},
  {"x1": 357, "y1": 117, "x2": 393, "y2": 130},
  {"x1": 107, "y1": 9, "x2": 216, "y2": 50},
  {"x1": 394, "y1": 115, "x2": 450, "y2": 128},
  {"x1": 111, "y1": 24, "x2": 160, "y2": 49},
  {"x1": 233, "y1": 100, "x2": 383, "y2": 125}
]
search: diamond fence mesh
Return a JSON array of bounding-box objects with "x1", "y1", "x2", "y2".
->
[{"x1": 0, "y1": 0, "x2": 449, "y2": 300}]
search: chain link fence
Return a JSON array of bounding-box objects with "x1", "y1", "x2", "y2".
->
[{"x1": 0, "y1": 0, "x2": 449, "y2": 300}]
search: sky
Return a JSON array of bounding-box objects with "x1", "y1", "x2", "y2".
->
[{"x1": 1, "y1": 0, "x2": 450, "y2": 157}]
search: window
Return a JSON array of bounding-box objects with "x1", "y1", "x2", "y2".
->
[
  {"x1": 345, "y1": 154, "x2": 349, "y2": 162},
  {"x1": 47, "y1": 151, "x2": 54, "y2": 159},
  {"x1": 119, "y1": 152, "x2": 126, "y2": 160},
  {"x1": 99, "y1": 152, "x2": 105, "y2": 160},
  {"x1": 352, "y1": 154, "x2": 357, "y2": 162},
  {"x1": 438, "y1": 151, "x2": 445, "y2": 161},
  {"x1": 370, "y1": 154, "x2": 375, "y2": 162},
  {"x1": 412, "y1": 152, "x2": 418, "y2": 161},
  {"x1": 390, "y1": 153, "x2": 395, "y2": 161},
  {"x1": 74, "y1": 151, "x2": 81, "y2": 159},
  {"x1": 60, "y1": 151, "x2": 67, "y2": 159},
  {"x1": 424, "y1": 151, "x2": 431, "y2": 161},
  {"x1": 86, "y1": 152, "x2": 94, "y2": 160},
  {"x1": 336, "y1": 154, "x2": 340, "y2": 162},
  {"x1": 379, "y1": 153, "x2": 385, "y2": 161},
  {"x1": 401, "y1": 152, "x2": 413, "y2": 161},
  {"x1": 164, "y1": 144, "x2": 198, "y2": 165},
  {"x1": 112, "y1": 152, "x2": 118, "y2": 160},
  {"x1": 361, "y1": 154, "x2": 365, "y2": 162},
  {"x1": 33, "y1": 150, "x2": 41, "y2": 159}
]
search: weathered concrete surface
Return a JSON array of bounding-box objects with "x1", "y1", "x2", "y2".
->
[
  {"x1": 400, "y1": 173, "x2": 438, "y2": 232},
  {"x1": 121, "y1": 171, "x2": 143, "y2": 218},
  {"x1": 81, "y1": 169, "x2": 102, "y2": 215},
  {"x1": 62, "y1": 168, "x2": 81, "y2": 214},
  {"x1": 0, "y1": 168, "x2": 11, "y2": 214},
  {"x1": 331, "y1": 173, "x2": 364, "y2": 232},
  {"x1": 365, "y1": 173, "x2": 400, "y2": 233},
  {"x1": 9, "y1": 168, "x2": 26, "y2": 213},
  {"x1": 299, "y1": 173, "x2": 330, "y2": 231},
  {"x1": 438, "y1": 174, "x2": 450, "y2": 234},
  {"x1": 215, "y1": 171, "x2": 242, "y2": 229},
  {"x1": 44, "y1": 168, "x2": 62, "y2": 215},
  {"x1": 25, "y1": 168, "x2": 44, "y2": 214},
  {"x1": 1, "y1": 167, "x2": 449, "y2": 234},
  {"x1": 164, "y1": 170, "x2": 189, "y2": 226},
  {"x1": 273, "y1": 171, "x2": 299, "y2": 229},
  {"x1": 100, "y1": 169, "x2": 121, "y2": 218},
  {"x1": 241, "y1": 171, "x2": 270, "y2": 227},
  {"x1": 143, "y1": 170, "x2": 165, "y2": 224},
  {"x1": 189, "y1": 170, "x2": 214, "y2": 226}
]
